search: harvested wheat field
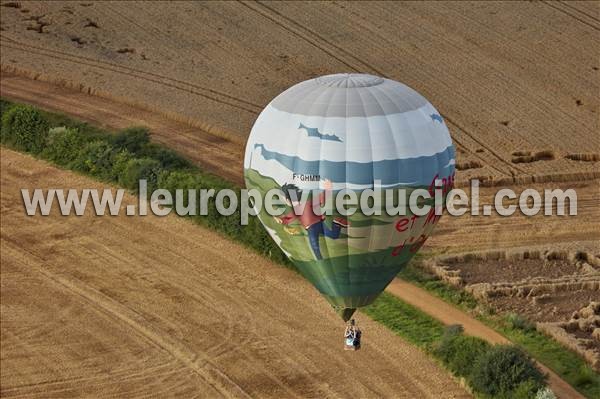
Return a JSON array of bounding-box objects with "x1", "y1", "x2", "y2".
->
[
  {"x1": 2, "y1": 72, "x2": 598, "y2": 255},
  {"x1": 0, "y1": 148, "x2": 470, "y2": 398},
  {"x1": 1, "y1": 0, "x2": 599, "y2": 184}
]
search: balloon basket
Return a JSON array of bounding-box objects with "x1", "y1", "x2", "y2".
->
[{"x1": 344, "y1": 343, "x2": 360, "y2": 351}]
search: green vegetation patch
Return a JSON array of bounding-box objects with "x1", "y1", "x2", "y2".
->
[{"x1": 363, "y1": 291, "x2": 445, "y2": 348}]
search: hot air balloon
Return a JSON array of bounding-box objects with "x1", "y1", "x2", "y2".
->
[{"x1": 244, "y1": 73, "x2": 455, "y2": 339}]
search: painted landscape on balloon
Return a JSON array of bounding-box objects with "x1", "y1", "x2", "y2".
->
[
  {"x1": 245, "y1": 168, "x2": 445, "y2": 264},
  {"x1": 246, "y1": 166, "x2": 445, "y2": 308}
]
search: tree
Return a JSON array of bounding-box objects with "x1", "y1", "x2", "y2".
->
[
  {"x1": 43, "y1": 127, "x2": 85, "y2": 165},
  {"x1": 72, "y1": 140, "x2": 115, "y2": 179},
  {"x1": 470, "y1": 345, "x2": 546, "y2": 396},
  {"x1": 111, "y1": 126, "x2": 150, "y2": 154},
  {"x1": 120, "y1": 158, "x2": 162, "y2": 192},
  {"x1": 1, "y1": 105, "x2": 49, "y2": 153}
]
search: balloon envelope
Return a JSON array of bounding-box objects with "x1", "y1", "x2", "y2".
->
[{"x1": 244, "y1": 73, "x2": 455, "y2": 320}]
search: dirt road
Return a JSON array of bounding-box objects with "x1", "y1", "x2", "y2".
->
[
  {"x1": 0, "y1": 148, "x2": 470, "y2": 398},
  {"x1": 387, "y1": 280, "x2": 585, "y2": 399}
]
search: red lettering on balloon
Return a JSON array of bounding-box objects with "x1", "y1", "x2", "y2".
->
[
  {"x1": 391, "y1": 241, "x2": 405, "y2": 257},
  {"x1": 395, "y1": 218, "x2": 409, "y2": 232}
]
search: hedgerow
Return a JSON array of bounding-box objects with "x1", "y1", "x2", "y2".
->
[{"x1": 433, "y1": 325, "x2": 491, "y2": 377}]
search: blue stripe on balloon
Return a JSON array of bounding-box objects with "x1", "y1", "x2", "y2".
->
[{"x1": 253, "y1": 144, "x2": 455, "y2": 186}]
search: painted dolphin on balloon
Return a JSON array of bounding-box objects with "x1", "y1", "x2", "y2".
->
[
  {"x1": 298, "y1": 123, "x2": 343, "y2": 142},
  {"x1": 430, "y1": 113, "x2": 444, "y2": 123}
]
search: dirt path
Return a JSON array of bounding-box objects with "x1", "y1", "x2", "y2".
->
[
  {"x1": 0, "y1": 148, "x2": 470, "y2": 398},
  {"x1": 387, "y1": 280, "x2": 585, "y2": 399}
]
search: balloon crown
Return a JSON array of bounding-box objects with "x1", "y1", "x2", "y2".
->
[{"x1": 315, "y1": 73, "x2": 384, "y2": 88}]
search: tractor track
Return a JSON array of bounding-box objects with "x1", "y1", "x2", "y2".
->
[
  {"x1": 540, "y1": 1, "x2": 600, "y2": 32},
  {"x1": 557, "y1": 1, "x2": 600, "y2": 25},
  {"x1": 241, "y1": 1, "x2": 523, "y2": 178},
  {"x1": 252, "y1": 1, "x2": 386, "y2": 76},
  {"x1": 239, "y1": 1, "x2": 369, "y2": 74},
  {"x1": 0, "y1": 35, "x2": 262, "y2": 114},
  {"x1": 1, "y1": 239, "x2": 253, "y2": 399}
]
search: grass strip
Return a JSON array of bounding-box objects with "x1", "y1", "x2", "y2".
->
[{"x1": 363, "y1": 291, "x2": 445, "y2": 349}]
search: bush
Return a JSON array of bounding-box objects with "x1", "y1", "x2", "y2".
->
[
  {"x1": 142, "y1": 142, "x2": 192, "y2": 170},
  {"x1": 158, "y1": 170, "x2": 202, "y2": 192},
  {"x1": 158, "y1": 170, "x2": 204, "y2": 213},
  {"x1": 505, "y1": 379, "x2": 542, "y2": 399},
  {"x1": 454, "y1": 342, "x2": 491, "y2": 372},
  {"x1": 43, "y1": 127, "x2": 85, "y2": 165},
  {"x1": 111, "y1": 149, "x2": 134, "y2": 181},
  {"x1": 110, "y1": 126, "x2": 150, "y2": 154},
  {"x1": 1, "y1": 105, "x2": 49, "y2": 153},
  {"x1": 72, "y1": 140, "x2": 116, "y2": 179},
  {"x1": 507, "y1": 313, "x2": 535, "y2": 332},
  {"x1": 110, "y1": 127, "x2": 190, "y2": 170},
  {"x1": 120, "y1": 158, "x2": 162, "y2": 192},
  {"x1": 434, "y1": 329, "x2": 490, "y2": 377},
  {"x1": 0, "y1": 98, "x2": 14, "y2": 117},
  {"x1": 470, "y1": 345, "x2": 546, "y2": 396}
]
